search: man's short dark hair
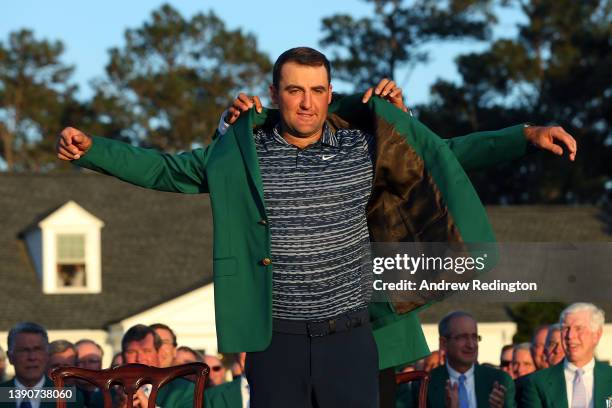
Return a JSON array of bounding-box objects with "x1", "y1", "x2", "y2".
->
[
  {"x1": 272, "y1": 47, "x2": 331, "y2": 89},
  {"x1": 49, "y1": 340, "x2": 76, "y2": 356},
  {"x1": 7, "y1": 322, "x2": 48, "y2": 353},
  {"x1": 121, "y1": 324, "x2": 162, "y2": 353},
  {"x1": 150, "y1": 323, "x2": 177, "y2": 347},
  {"x1": 75, "y1": 339, "x2": 104, "y2": 357},
  {"x1": 438, "y1": 311, "x2": 475, "y2": 338},
  {"x1": 176, "y1": 346, "x2": 203, "y2": 361}
]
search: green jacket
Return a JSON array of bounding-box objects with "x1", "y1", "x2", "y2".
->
[
  {"x1": 203, "y1": 378, "x2": 243, "y2": 408},
  {"x1": 521, "y1": 361, "x2": 612, "y2": 408},
  {"x1": 0, "y1": 376, "x2": 84, "y2": 408},
  {"x1": 425, "y1": 364, "x2": 516, "y2": 408},
  {"x1": 75, "y1": 94, "x2": 527, "y2": 369}
]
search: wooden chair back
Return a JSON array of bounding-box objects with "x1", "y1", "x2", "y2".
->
[{"x1": 395, "y1": 370, "x2": 430, "y2": 408}]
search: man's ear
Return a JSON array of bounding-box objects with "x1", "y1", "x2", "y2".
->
[
  {"x1": 269, "y1": 85, "x2": 278, "y2": 106},
  {"x1": 439, "y1": 337, "x2": 447, "y2": 352},
  {"x1": 7, "y1": 350, "x2": 14, "y2": 366},
  {"x1": 328, "y1": 83, "x2": 333, "y2": 104}
]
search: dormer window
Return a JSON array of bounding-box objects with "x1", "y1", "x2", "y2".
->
[{"x1": 23, "y1": 200, "x2": 104, "y2": 294}]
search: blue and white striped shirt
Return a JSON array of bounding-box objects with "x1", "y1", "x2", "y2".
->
[{"x1": 254, "y1": 123, "x2": 375, "y2": 320}]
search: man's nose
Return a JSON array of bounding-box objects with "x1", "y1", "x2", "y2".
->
[{"x1": 300, "y1": 92, "x2": 312, "y2": 109}]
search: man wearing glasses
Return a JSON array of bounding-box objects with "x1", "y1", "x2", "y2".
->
[{"x1": 425, "y1": 311, "x2": 515, "y2": 408}]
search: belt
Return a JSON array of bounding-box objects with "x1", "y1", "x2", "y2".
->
[{"x1": 272, "y1": 308, "x2": 370, "y2": 338}]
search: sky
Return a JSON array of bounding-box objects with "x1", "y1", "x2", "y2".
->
[{"x1": 0, "y1": 0, "x2": 525, "y2": 105}]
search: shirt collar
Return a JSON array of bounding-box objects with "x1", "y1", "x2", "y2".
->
[
  {"x1": 271, "y1": 122, "x2": 339, "y2": 148},
  {"x1": 15, "y1": 375, "x2": 46, "y2": 390},
  {"x1": 446, "y1": 363, "x2": 475, "y2": 381},
  {"x1": 564, "y1": 357, "x2": 595, "y2": 373}
]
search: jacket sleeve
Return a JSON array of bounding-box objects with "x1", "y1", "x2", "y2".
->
[
  {"x1": 443, "y1": 125, "x2": 528, "y2": 172},
  {"x1": 520, "y1": 375, "x2": 544, "y2": 408},
  {"x1": 74, "y1": 136, "x2": 212, "y2": 194}
]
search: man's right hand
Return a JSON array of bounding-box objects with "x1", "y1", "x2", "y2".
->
[
  {"x1": 56, "y1": 127, "x2": 92, "y2": 161},
  {"x1": 225, "y1": 93, "x2": 263, "y2": 125}
]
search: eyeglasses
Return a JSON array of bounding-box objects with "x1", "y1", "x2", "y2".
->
[
  {"x1": 210, "y1": 365, "x2": 223, "y2": 372},
  {"x1": 500, "y1": 360, "x2": 512, "y2": 368},
  {"x1": 447, "y1": 334, "x2": 481, "y2": 343}
]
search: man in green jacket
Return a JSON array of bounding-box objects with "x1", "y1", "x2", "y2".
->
[
  {"x1": 521, "y1": 303, "x2": 612, "y2": 408},
  {"x1": 56, "y1": 47, "x2": 576, "y2": 407}
]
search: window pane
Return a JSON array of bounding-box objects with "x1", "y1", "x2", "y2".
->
[{"x1": 57, "y1": 234, "x2": 85, "y2": 262}]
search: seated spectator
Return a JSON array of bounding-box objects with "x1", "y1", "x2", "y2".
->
[
  {"x1": 173, "y1": 346, "x2": 203, "y2": 365},
  {"x1": 110, "y1": 352, "x2": 123, "y2": 368},
  {"x1": 0, "y1": 322, "x2": 83, "y2": 407},
  {"x1": 426, "y1": 311, "x2": 515, "y2": 408},
  {"x1": 205, "y1": 352, "x2": 249, "y2": 408},
  {"x1": 204, "y1": 355, "x2": 226, "y2": 387},
  {"x1": 531, "y1": 325, "x2": 549, "y2": 370},
  {"x1": 512, "y1": 343, "x2": 536, "y2": 379},
  {"x1": 116, "y1": 324, "x2": 195, "y2": 408},
  {"x1": 543, "y1": 323, "x2": 565, "y2": 366},
  {"x1": 47, "y1": 340, "x2": 77, "y2": 377},
  {"x1": 522, "y1": 302, "x2": 612, "y2": 407},
  {"x1": 150, "y1": 324, "x2": 177, "y2": 369},
  {"x1": 75, "y1": 340, "x2": 104, "y2": 407},
  {"x1": 499, "y1": 344, "x2": 515, "y2": 379}
]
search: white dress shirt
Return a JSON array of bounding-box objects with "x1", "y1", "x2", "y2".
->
[
  {"x1": 14, "y1": 376, "x2": 45, "y2": 408},
  {"x1": 240, "y1": 376, "x2": 250, "y2": 408},
  {"x1": 564, "y1": 358, "x2": 595, "y2": 408},
  {"x1": 447, "y1": 364, "x2": 477, "y2": 408}
]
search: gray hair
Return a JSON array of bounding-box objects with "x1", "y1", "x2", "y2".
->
[
  {"x1": 48, "y1": 340, "x2": 76, "y2": 356},
  {"x1": 559, "y1": 303, "x2": 605, "y2": 332},
  {"x1": 513, "y1": 342, "x2": 532, "y2": 353},
  {"x1": 438, "y1": 311, "x2": 475, "y2": 337},
  {"x1": 7, "y1": 322, "x2": 48, "y2": 353}
]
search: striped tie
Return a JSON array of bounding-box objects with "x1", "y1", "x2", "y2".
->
[
  {"x1": 458, "y1": 374, "x2": 469, "y2": 408},
  {"x1": 571, "y1": 368, "x2": 587, "y2": 408}
]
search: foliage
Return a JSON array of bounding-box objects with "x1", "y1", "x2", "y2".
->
[{"x1": 506, "y1": 302, "x2": 566, "y2": 343}]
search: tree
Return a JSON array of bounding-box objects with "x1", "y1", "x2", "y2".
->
[
  {"x1": 319, "y1": 0, "x2": 496, "y2": 90},
  {"x1": 0, "y1": 29, "x2": 77, "y2": 171},
  {"x1": 506, "y1": 302, "x2": 565, "y2": 343},
  {"x1": 92, "y1": 4, "x2": 272, "y2": 151},
  {"x1": 419, "y1": 0, "x2": 612, "y2": 204}
]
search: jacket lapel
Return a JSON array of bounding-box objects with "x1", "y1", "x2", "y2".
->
[
  {"x1": 546, "y1": 363, "x2": 568, "y2": 408},
  {"x1": 593, "y1": 361, "x2": 612, "y2": 407},
  {"x1": 473, "y1": 365, "x2": 490, "y2": 408}
]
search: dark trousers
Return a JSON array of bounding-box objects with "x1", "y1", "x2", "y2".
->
[{"x1": 245, "y1": 318, "x2": 379, "y2": 407}]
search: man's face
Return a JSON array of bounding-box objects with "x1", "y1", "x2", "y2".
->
[
  {"x1": 532, "y1": 327, "x2": 548, "y2": 369},
  {"x1": 440, "y1": 316, "x2": 479, "y2": 371},
  {"x1": 76, "y1": 343, "x2": 103, "y2": 370},
  {"x1": 561, "y1": 310, "x2": 601, "y2": 367},
  {"x1": 123, "y1": 334, "x2": 160, "y2": 367},
  {"x1": 500, "y1": 348, "x2": 514, "y2": 378},
  {"x1": 545, "y1": 329, "x2": 565, "y2": 366},
  {"x1": 204, "y1": 355, "x2": 226, "y2": 386},
  {"x1": 512, "y1": 349, "x2": 536, "y2": 378},
  {"x1": 153, "y1": 328, "x2": 176, "y2": 368},
  {"x1": 270, "y1": 62, "x2": 332, "y2": 140},
  {"x1": 47, "y1": 348, "x2": 77, "y2": 377},
  {"x1": 8, "y1": 333, "x2": 48, "y2": 386}
]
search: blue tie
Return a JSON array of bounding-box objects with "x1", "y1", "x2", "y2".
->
[
  {"x1": 19, "y1": 400, "x2": 32, "y2": 408},
  {"x1": 458, "y1": 374, "x2": 469, "y2": 408},
  {"x1": 571, "y1": 368, "x2": 587, "y2": 408}
]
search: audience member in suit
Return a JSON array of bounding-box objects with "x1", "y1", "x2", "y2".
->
[
  {"x1": 512, "y1": 343, "x2": 536, "y2": 407},
  {"x1": 0, "y1": 322, "x2": 83, "y2": 408},
  {"x1": 172, "y1": 346, "x2": 202, "y2": 366},
  {"x1": 531, "y1": 326, "x2": 549, "y2": 371},
  {"x1": 543, "y1": 324, "x2": 565, "y2": 367},
  {"x1": 150, "y1": 324, "x2": 177, "y2": 369},
  {"x1": 114, "y1": 324, "x2": 194, "y2": 408},
  {"x1": 74, "y1": 340, "x2": 104, "y2": 408},
  {"x1": 110, "y1": 353, "x2": 123, "y2": 368},
  {"x1": 46, "y1": 340, "x2": 77, "y2": 378},
  {"x1": 499, "y1": 345, "x2": 515, "y2": 380},
  {"x1": 426, "y1": 311, "x2": 515, "y2": 408},
  {"x1": 521, "y1": 302, "x2": 612, "y2": 407}
]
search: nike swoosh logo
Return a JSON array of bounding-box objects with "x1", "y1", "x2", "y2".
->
[{"x1": 322, "y1": 155, "x2": 337, "y2": 160}]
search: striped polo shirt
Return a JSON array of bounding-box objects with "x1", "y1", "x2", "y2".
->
[{"x1": 254, "y1": 123, "x2": 375, "y2": 320}]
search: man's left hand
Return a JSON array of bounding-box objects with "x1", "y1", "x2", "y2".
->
[
  {"x1": 133, "y1": 387, "x2": 149, "y2": 408},
  {"x1": 362, "y1": 78, "x2": 408, "y2": 112},
  {"x1": 488, "y1": 381, "x2": 506, "y2": 408},
  {"x1": 524, "y1": 125, "x2": 577, "y2": 161}
]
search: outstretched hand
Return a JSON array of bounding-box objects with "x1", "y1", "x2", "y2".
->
[
  {"x1": 56, "y1": 127, "x2": 92, "y2": 161},
  {"x1": 362, "y1": 78, "x2": 408, "y2": 112},
  {"x1": 524, "y1": 125, "x2": 577, "y2": 161},
  {"x1": 226, "y1": 93, "x2": 263, "y2": 125}
]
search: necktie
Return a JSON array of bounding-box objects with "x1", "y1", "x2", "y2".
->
[
  {"x1": 458, "y1": 374, "x2": 469, "y2": 408},
  {"x1": 19, "y1": 400, "x2": 32, "y2": 408},
  {"x1": 571, "y1": 368, "x2": 587, "y2": 408}
]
